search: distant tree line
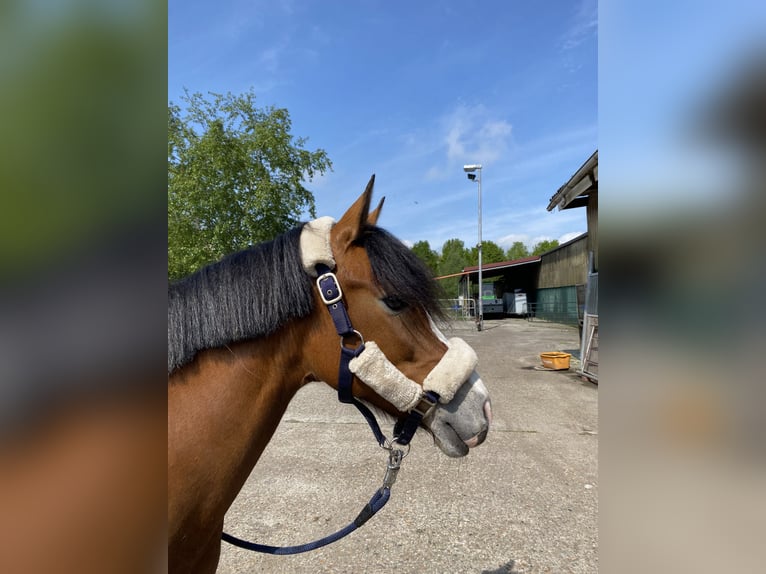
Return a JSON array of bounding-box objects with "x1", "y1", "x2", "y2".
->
[{"x1": 411, "y1": 238, "x2": 559, "y2": 297}]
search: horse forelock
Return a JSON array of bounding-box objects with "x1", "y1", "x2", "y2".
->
[
  {"x1": 167, "y1": 226, "x2": 314, "y2": 375},
  {"x1": 360, "y1": 225, "x2": 445, "y2": 322}
]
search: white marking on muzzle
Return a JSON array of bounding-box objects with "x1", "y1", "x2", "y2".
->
[{"x1": 349, "y1": 338, "x2": 478, "y2": 411}]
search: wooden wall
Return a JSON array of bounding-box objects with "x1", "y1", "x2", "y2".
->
[
  {"x1": 587, "y1": 192, "x2": 598, "y2": 271},
  {"x1": 537, "y1": 233, "x2": 589, "y2": 289}
]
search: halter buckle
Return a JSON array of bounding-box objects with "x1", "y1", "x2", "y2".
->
[
  {"x1": 411, "y1": 391, "x2": 438, "y2": 418},
  {"x1": 316, "y1": 271, "x2": 343, "y2": 305}
]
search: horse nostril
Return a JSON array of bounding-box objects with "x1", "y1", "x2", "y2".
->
[
  {"x1": 463, "y1": 427, "x2": 488, "y2": 448},
  {"x1": 483, "y1": 398, "x2": 493, "y2": 427}
]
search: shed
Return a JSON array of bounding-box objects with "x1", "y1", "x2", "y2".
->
[
  {"x1": 536, "y1": 232, "x2": 589, "y2": 326},
  {"x1": 546, "y1": 150, "x2": 598, "y2": 381},
  {"x1": 547, "y1": 149, "x2": 598, "y2": 271},
  {"x1": 453, "y1": 256, "x2": 541, "y2": 315}
]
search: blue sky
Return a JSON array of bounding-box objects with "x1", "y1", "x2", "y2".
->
[{"x1": 169, "y1": 0, "x2": 597, "y2": 253}]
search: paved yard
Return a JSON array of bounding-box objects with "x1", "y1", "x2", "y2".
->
[{"x1": 219, "y1": 318, "x2": 598, "y2": 574}]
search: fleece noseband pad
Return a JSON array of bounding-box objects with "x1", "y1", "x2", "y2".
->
[
  {"x1": 422, "y1": 337, "x2": 478, "y2": 403},
  {"x1": 300, "y1": 216, "x2": 336, "y2": 276},
  {"x1": 349, "y1": 337, "x2": 478, "y2": 411},
  {"x1": 348, "y1": 341, "x2": 423, "y2": 412}
]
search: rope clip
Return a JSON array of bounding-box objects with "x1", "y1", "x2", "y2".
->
[{"x1": 382, "y1": 448, "x2": 404, "y2": 489}]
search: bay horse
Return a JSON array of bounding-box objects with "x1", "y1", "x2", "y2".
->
[{"x1": 168, "y1": 176, "x2": 491, "y2": 573}]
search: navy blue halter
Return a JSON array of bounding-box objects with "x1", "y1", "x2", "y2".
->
[
  {"x1": 314, "y1": 263, "x2": 439, "y2": 447},
  {"x1": 221, "y1": 263, "x2": 439, "y2": 555}
]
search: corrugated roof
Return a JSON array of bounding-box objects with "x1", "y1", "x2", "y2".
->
[
  {"x1": 461, "y1": 255, "x2": 541, "y2": 273},
  {"x1": 434, "y1": 255, "x2": 541, "y2": 280},
  {"x1": 547, "y1": 149, "x2": 598, "y2": 211}
]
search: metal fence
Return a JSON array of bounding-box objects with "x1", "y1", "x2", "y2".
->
[
  {"x1": 526, "y1": 301, "x2": 580, "y2": 326},
  {"x1": 438, "y1": 298, "x2": 476, "y2": 321}
]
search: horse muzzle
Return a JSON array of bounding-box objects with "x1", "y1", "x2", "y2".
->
[
  {"x1": 462, "y1": 397, "x2": 493, "y2": 448},
  {"x1": 426, "y1": 371, "x2": 492, "y2": 457},
  {"x1": 349, "y1": 337, "x2": 491, "y2": 457}
]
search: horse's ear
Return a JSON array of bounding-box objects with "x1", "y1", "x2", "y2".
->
[
  {"x1": 368, "y1": 196, "x2": 385, "y2": 226},
  {"x1": 334, "y1": 174, "x2": 375, "y2": 249}
]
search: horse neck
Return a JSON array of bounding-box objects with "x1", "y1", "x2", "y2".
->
[{"x1": 168, "y1": 317, "x2": 315, "y2": 534}]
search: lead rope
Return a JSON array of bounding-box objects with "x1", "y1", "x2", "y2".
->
[
  {"x1": 221, "y1": 263, "x2": 432, "y2": 555},
  {"x1": 221, "y1": 447, "x2": 404, "y2": 555}
]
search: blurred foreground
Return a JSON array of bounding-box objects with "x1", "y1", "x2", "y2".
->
[
  {"x1": 600, "y1": 1, "x2": 766, "y2": 571},
  {"x1": 0, "y1": 1, "x2": 167, "y2": 572}
]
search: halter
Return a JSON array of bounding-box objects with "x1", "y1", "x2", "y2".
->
[
  {"x1": 314, "y1": 263, "x2": 442, "y2": 447},
  {"x1": 221, "y1": 218, "x2": 477, "y2": 555}
]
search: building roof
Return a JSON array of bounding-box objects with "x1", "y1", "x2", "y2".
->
[
  {"x1": 547, "y1": 149, "x2": 598, "y2": 211},
  {"x1": 537, "y1": 231, "x2": 588, "y2": 256},
  {"x1": 434, "y1": 255, "x2": 541, "y2": 281},
  {"x1": 461, "y1": 255, "x2": 541, "y2": 274}
]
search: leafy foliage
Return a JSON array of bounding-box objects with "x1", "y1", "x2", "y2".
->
[
  {"x1": 437, "y1": 238, "x2": 470, "y2": 297},
  {"x1": 469, "y1": 240, "x2": 506, "y2": 266},
  {"x1": 411, "y1": 240, "x2": 439, "y2": 276},
  {"x1": 531, "y1": 239, "x2": 560, "y2": 255},
  {"x1": 506, "y1": 241, "x2": 530, "y2": 261},
  {"x1": 168, "y1": 90, "x2": 332, "y2": 280}
]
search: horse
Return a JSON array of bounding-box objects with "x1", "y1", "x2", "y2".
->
[{"x1": 168, "y1": 176, "x2": 492, "y2": 573}]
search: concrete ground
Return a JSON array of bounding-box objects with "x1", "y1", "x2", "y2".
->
[{"x1": 219, "y1": 318, "x2": 598, "y2": 574}]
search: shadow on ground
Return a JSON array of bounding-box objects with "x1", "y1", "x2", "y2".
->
[{"x1": 482, "y1": 560, "x2": 523, "y2": 574}]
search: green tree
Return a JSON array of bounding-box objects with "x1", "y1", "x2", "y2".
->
[
  {"x1": 531, "y1": 239, "x2": 559, "y2": 255},
  {"x1": 411, "y1": 240, "x2": 439, "y2": 276},
  {"x1": 438, "y1": 238, "x2": 470, "y2": 297},
  {"x1": 506, "y1": 241, "x2": 530, "y2": 261},
  {"x1": 168, "y1": 89, "x2": 332, "y2": 280},
  {"x1": 469, "y1": 240, "x2": 506, "y2": 266}
]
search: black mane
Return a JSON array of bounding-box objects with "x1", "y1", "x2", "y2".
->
[
  {"x1": 168, "y1": 226, "x2": 313, "y2": 373},
  {"x1": 168, "y1": 223, "x2": 444, "y2": 374}
]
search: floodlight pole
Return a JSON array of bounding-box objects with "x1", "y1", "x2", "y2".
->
[
  {"x1": 476, "y1": 168, "x2": 483, "y2": 332},
  {"x1": 464, "y1": 164, "x2": 483, "y2": 331}
]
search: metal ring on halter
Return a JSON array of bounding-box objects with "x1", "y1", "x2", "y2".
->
[
  {"x1": 340, "y1": 329, "x2": 364, "y2": 350},
  {"x1": 381, "y1": 438, "x2": 411, "y2": 458}
]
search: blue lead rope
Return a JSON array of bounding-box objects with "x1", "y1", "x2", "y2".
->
[
  {"x1": 221, "y1": 448, "x2": 405, "y2": 555},
  {"x1": 221, "y1": 486, "x2": 391, "y2": 555}
]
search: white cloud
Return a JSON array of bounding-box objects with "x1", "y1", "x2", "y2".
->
[
  {"x1": 530, "y1": 235, "x2": 555, "y2": 247},
  {"x1": 558, "y1": 230, "x2": 586, "y2": 244},
  {"x1": 496, "y1": 233, "x2": 531, "y2": 249},
  {"x1": 258, "y1": 38, "x2": 290, "y2": 73},
  {"x1": 444, "y1": 104, "x2": 513, "y2": 164},
  {"x1": 425, "y1": 104, "x2": 514, "y2": 181},
  {"x1": 424, "y1": 165, "x2": 444, "y2": 181},
  {"x1": 560, "y1": 0, "x2": 598, "y2": 52},
  {"x1": 445, "y1": 124, "x2": 466, "y2": 161}
]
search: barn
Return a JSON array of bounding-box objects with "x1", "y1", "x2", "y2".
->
[
  {"x1": 546, "y1": 149, "x2": 598, "y2": 381},
  {"x1": 457, "y1": 255, "x2": 541, "y2": 316},
  {"x1": 445, "y1": 150, "x2": 599, "y2": 379}
]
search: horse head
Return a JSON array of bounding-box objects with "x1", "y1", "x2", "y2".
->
[{"x1": 302, "y1": 176, "x2": 491, "y2": 457}]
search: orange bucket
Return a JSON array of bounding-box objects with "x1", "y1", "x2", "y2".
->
[{"x1": 540, "y1": 352, "x2": 571, "y2": 370}]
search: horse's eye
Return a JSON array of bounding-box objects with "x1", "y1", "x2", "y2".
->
[{"x1": 382, "y1": 295, "x2": 408, "y2": 313}]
